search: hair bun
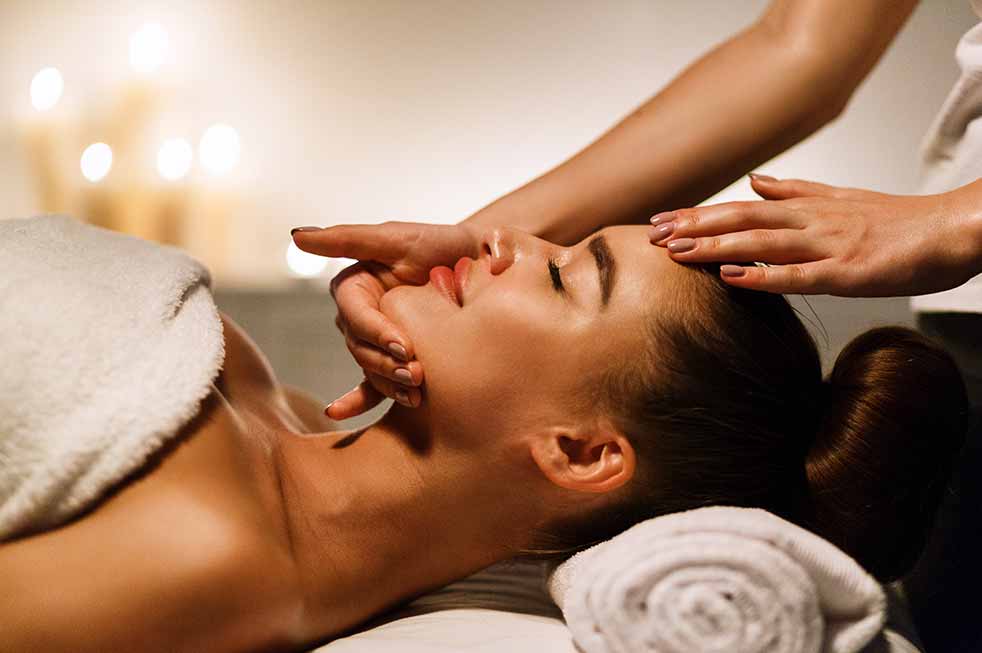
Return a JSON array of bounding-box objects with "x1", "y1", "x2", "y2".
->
[{"x1": 799, "y1": 326, "x2": 968, "y2": 582}]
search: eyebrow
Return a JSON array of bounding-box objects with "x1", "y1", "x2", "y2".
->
[{"x1": 587, "y1": 234, "x2": 616, "y2": 310}]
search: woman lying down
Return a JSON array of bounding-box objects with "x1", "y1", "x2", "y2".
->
[{"x1": 0, "y1": 219, "x2": 968, "y2": 652}]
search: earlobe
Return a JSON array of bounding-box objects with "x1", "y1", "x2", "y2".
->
[{"x1": 529, "y1": 427, "x2": 636, "y2": 495}]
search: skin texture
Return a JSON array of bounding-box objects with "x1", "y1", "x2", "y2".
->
[
  {"x1": 1, "y1": 225, "x2": 679, "y2": 652},
  {"x1": 308, "y1": 0, "x2": 921, "y2": 410}
]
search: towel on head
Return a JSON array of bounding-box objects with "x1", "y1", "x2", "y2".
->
[
  {"x1": 0, "y1": 215, "x2": 224, "y2": 540},
  {"x1": 547, "y1": 506, "x2": 886, "y2": 653}
]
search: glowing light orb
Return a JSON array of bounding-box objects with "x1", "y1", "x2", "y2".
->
[
  {"x1": 157, "y1": 138, "x2": 193, "y2": 181},
  {"x1": 80, "y1": 143, "x2": 113, "y2": 183},
  {"x1": 199, "y1": 124, "x2": 241, "y2": 175},
  {"x1": 130, "y1": 23, "x2": 168, "y2": 74},
  {"x1": 31, "y1": 67, "x2": 64, "y2": 111},
  {"x1": 286, "y1": 241, "x2": 329, "y2": 278}
]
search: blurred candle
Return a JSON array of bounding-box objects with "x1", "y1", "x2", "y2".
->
[
  {"x1": 80, "y1": 143, "x2": 113, "y2": 183},
  {"x1": 152, "y1": 138, "x2": 193, "y2": 247},
  {"x1": 129, "y1": 23, "x2": 168, "y2": 74},
  {"x1": 108, "y1": 22, "x2": 168, "y2": 193},
  {"x1": 199, "y1": 124, "x2": 240, "y2": 176},
  {"x1": 157, "y1": 138, "x2": 193, "y2": 181},
  {"x1": 286, "y1": 241, "x2": 329, "y2": 278},
  {"x1": 30, "y1": 67, "x2": 63, "y2": 112},
  {"x1": 24, "y1": 67, "x2": 69, "y2": 214}
]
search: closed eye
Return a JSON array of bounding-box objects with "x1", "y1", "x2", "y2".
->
[{"x1": 548, "y1": 258, "x2": 565, "y2": 294}]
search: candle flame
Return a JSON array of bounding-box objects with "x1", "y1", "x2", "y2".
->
[
  {"x1": 200, "y1": 124, "x2": 241, "y2": 176},
  {"x1": 31, "y1": 67, "x2": 64, "y2": 111},
  {"x1": 80, "y1": 143, "x2": 113, "y2": 183},
  {"x1": 286, "y1": 241, "x2": 330, "y2": 278},
  {"x1": 157, "y1": 138, "x2": 194, "y2": 181},
  {"x1": 130, "y1": 23, "x2": 169, "y2": 74}
]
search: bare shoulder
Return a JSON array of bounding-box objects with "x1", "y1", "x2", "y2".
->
[{"x1": 0, "y1": 480, "x2": 299, "y2": 652}]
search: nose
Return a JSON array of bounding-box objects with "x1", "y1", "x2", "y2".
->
[
  {"x1": 480, "y1": 226, "x2": 557, "y2": 276},
  {"x1": 480, "y1": 227, "x2": 518, "y2": 275}
]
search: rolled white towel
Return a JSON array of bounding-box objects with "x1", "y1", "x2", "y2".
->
[{"x1": 546, "y1": 506, "x2": 886, "y2": 653}]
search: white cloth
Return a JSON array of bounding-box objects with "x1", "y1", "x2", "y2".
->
[
  {"x1": 0, "y1": 215, "x2": 225, "y2": 540},
  {"x1": 546, "y1": 506, "x2": 886, "y2": 653},
  {"x1": 910, "y1": 4, "x2": 982, "y2": 313}
]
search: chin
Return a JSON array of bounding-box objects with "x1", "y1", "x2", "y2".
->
[{"x1": 380, "y1": 284, "x2": 452, "y2": 361}]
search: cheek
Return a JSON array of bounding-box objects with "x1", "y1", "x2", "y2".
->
[{"x1": 426, "y1": 297, "x2": 588, "y2": 430}]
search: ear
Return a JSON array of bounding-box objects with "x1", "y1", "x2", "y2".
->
[{"x1": 528, "y1": 423, "x2": 636, "y2": 494}]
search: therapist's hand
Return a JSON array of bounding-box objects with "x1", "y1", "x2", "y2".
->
[
  {"x1": 649, "y1": 176, "x2": 982, "y2": 297},
  {"x1": 291, "y1": 222, "x2": 482, "y2": 420}
]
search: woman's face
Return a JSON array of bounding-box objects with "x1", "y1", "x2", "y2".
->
[{"x1": 379, "y1": 225, "x2": 686, "y2": 449}]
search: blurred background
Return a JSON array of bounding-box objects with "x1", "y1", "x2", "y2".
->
[{"x1": 1, "y1": 0, "x2": 977, "y2": 426}]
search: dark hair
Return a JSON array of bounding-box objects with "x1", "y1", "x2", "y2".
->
[{"x1": 517, "y1": 264, "x2": 968, "y2": 583}]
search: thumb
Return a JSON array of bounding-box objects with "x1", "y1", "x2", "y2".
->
[{"x1": 291, "y1": 223, "x2": 408, "y2": 263}]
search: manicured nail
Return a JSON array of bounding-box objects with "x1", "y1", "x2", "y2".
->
[
  {"x1": 388, "y1": 342, "x2": 409, "y2": 362},
  {"x1": 394, "y1": 368, "x2": 413, "y2": 384},
  {"x1": 650, "y1": 211, "x2": 675, "y2": 226},
  {"x1": 748, "y1": 172, "x2": 777, "y2": 182},
  {"x1": 648, "y1": 222, "x2": 676, "y2": 241},
  {"x1": 721, "y1": 264, "x2": 746, "y2": 278},
  {"x1": 667, "y1": 238, "x2": 696, "y2": 253},
  {"x1": 291, "y1": 226, "x2": 322, "y2": 235},
  {"x1": 394, "y1": 389, "x2": 411, "y2": 406}
]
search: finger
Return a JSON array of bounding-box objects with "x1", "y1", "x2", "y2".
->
[
  {"x1": 293, "y1": 223, "x2": 411, "y2": 263},
  {"x1": 717, "y1": 261, "x2": 831, "y2": 295},
  {"x1": 750, "y1": 176, "x2": 886, "y2": 202},
  {"x1": 345, "y1": 333, "x2": 424, "y2": 387},
  {"x1": 360, "y1": 371, "x2": 420, "y2": 409},
  {"x1": 649, "y1": 201, "x2": 804, "y2": 244},
  {"x1": 332, "y1": 269, "x2": 415, "y2": 362},
  {"x1": 664, "y1": 229, "x2": 824, "y2": 265},
  {"x1": 325, "y1": 378, "x2": 385, "y2": 421}
]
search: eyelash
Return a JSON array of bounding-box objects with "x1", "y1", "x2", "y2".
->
[{"x1": 547, "y1": 258, "x2": 565, "y2": 293}]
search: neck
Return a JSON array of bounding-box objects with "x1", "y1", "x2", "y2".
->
[{"x1": 270, "y1": 404, "x2": 546, "y2": 642}]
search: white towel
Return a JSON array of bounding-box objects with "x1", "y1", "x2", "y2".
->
[
  {"x1": 0, "y1": 215, "x2": 225, "y2": 540},
  {"x1": 546, "y1": 506, "x2": 886, "y2": 653}
]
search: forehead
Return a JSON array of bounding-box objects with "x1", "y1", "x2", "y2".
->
[{"x1": 592, "y1": 224, "x2": 692, "y2": 308}]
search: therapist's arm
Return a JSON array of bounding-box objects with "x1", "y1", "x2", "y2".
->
[{"x1": 464, "y1": 0, "x2": 920, "y2": 246}]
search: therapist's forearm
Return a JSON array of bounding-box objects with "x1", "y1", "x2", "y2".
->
[
  {"x1": 950, "y1": 178, "x2": 982, "y2": 276},
  {"x1": 463, "y1": 1, "x2": 917, "y2": 246}
]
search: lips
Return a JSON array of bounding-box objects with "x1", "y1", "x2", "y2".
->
[
  {"x1": 453, "y1": 257, "x2": 471, "y2": 304},
  {"x1": 429, "y1": 257, "x2": 473, "y2": 307},
  {"x1": 429, "y1": 266, "x2": 460, "y2": 306}
]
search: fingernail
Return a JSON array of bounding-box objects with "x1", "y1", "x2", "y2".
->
[
  {"x1": 394, "y1": 389, "x2": 411, "y2": 406},
  {"x1": 648, "y1": 222, "x2": 676, "y2": 241},
  {"x1": 650, "y1": 211, "x2": 675, "y2": 226},
  {"x1": 324, "y1": 402, "x2": 335, "y2": 416},
  {"x1": 291, "y1": 226, "x2": 322, "y2": 235},
  {"x1": 394, "y1": 368, "x2": 413, "y2": 384},
  {"x1": 388, "y1": 342, "x2": 409, "y2": 362},
  {"x1": 667, "y1": 238, "x2": 696, "y2": 253},
  {"x1": 748, "y1": 172, "x2": 777, "y2": 182},
  {"x1": 720, "y1": 264, "x2": 746, "y2": 277}
]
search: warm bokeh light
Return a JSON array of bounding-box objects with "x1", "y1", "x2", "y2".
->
[
  {"x1": 199, "y1": 124, "x2": 241, "y2": 176},
  {"x1": 30, "y1": 67, "x2": 63, "y2": 111},
  {"x1": 129, "y1": 22, "x2": 168, "y2": 74},
  {"x1": 285, "y1": 241, "x2": 330, "y2": 278},
  {"x1": 80, "y1": 143, "x2": 113, "y2": 183},
  {"x1": 157, "y1": 138, "x2": 193, "y2": 181}
]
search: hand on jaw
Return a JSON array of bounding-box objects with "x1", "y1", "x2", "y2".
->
[{"x1": 290, "y1": 221, "x2": 484, "y2": 419}]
